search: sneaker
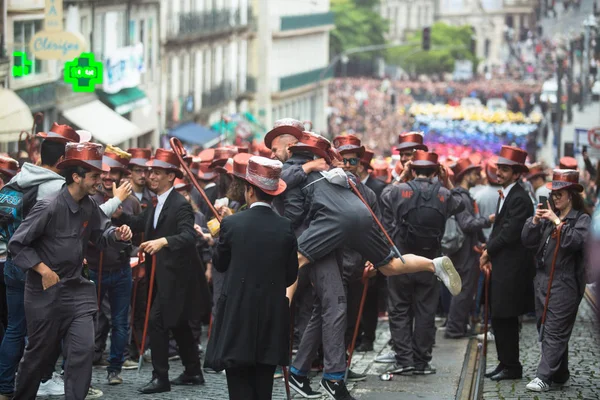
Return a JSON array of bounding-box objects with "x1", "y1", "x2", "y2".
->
[
  {"x1": 289, "y1": 373, "x2": 321, "y2": 399},
  {"x1": 355, "y1": 341, "x2": 373, "y2": 352},
  {"x1": 85, "y1": 386, "x2": 103, "y2": 399},
  {"x1": 374, "y1": 351, "x2": 396, "y2": 363},
  {"x1": 143, "y1": 349, "x2": 152, "y2": 362},
  {"x1": 346, "y1": 369, "x2": 367, "y2": 382},
  {"x1": 320, "y1": 379, "x2": 355, "y2": 400},
  {"x1": 526, "y1": 377, "x2": 550, "y2": 392},
  {"x1": 37, "y1": 373, "x2": 65, "y2": 396},
  {"x1": 107, "y1": 371, "x2": 123, "y2": 385},
  {"x1": 476, "y1": 332, "x2": 495, "y2": 342},
  {"x1": 273, "y1": 366, "x2": 284, "y2": 379},
  {"x1": 168, "y1": 354, "x2": 180, "y2": 361},
  {"x1": 93, "y1": 359, "x2": 109, "y2": 368},
  {"x1": 413, "y1": 363, "x2": 436, "y2": 375},
  {"x1": 203, "y1": 367, "x2": 219, "y2": 374},
  {"x1": 122, "y1": 359, "x2": 138, "y2": 370},
  {"x1": 385, "y1": 364, "x2": 415, "y2": 374},
  {"x1": 433, "y1": 256, "x2": 462, "y2": 296}
]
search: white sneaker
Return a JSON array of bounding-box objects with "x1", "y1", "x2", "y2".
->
[
  {"x1": 374, "y1": 351, "x2": 397, "y2": 363},
  {"x1": 526, "y1": 377, "x2": 550, "y2": 392},
  {"x1": 433, "y1": 256, "x2": 462, "y2": 296},
  {"x1": 37, "y1": 373, "x2": 65, "y2": 396},
  {"x1": 476, "y1": 332, "x2": 495, "y2": 342},
  {"x1": 85, "y1": 386, "x2": 103, "y2": 399}
]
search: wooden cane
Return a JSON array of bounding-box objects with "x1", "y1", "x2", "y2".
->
[
  {"x1": 129, "y1": 236, "x2": 145, "y2": 350},
  {"x1": 138, "y1": 254, "x2": 157, "y2": 372},
  {"x1": 97, "y1": 252, "x2": 104, "y2": 306},
  {"x1": 539, "y1": 223, "x2": 563, "y2": 342},
  {"x1": 282, "y1": 366, "x2": 292, "y2": 400},
  {"x1": 345, "y1": 266, "x2": 371, "y2": 382},
  {"x1": 483, "y1": 268, "x2": 491, "y2": 357},
  {"x1": 169, "y1": 137, "x2": 221, "y2": 223}
]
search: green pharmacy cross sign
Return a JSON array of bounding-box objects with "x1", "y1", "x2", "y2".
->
[
  {"x1": 64, "y1": 52, "x2": 103, "y2": 92},
  {"x1": 12, "y1": 52, "x2": 33, "y2": 77}
]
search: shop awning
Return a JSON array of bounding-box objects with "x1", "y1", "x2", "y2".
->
[
  {"x1": 169, "y1": 122, "x2": 221, "y2": 147},
  {"x1": 97, "y1": 87, "x2": 149, "y2": 115},
  {"x1": 0, "y1": 89, "x2": 34, "y2": 143},
  {"x1": 62, "y1": 100, "x2": 141, "y2": 145}
]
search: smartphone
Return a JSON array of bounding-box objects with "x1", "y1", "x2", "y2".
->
[{"x1": 539, "y1": 196, "x2": 548, "y2": 209}]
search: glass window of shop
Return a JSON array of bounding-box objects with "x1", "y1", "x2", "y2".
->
[{"x1": 13, "y1": 20, "x2": 47, "y2": 79}]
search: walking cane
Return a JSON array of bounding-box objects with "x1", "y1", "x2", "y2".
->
[
  {"x1": 539, "y1": 223, "x2": 563, "y2": 342},
  {"x1": 483, "y1": 268, "x2": 491, "y2": 357},
  {"x1": 129, "y1": 236, "x2": 145, "y2": 349},
  {"x1": 281, "y1": 297, "x2": 295, "y2": 400},
  {"x1": 97, "y1": 252, "x2": 104, "y2": 306},
  {"x1": 345, "y1": 266, "x2": 371, "y2": 382},
  {"x1": 138, "y1": 254, "x2": 157, "y2": 372},
  {"x1": 347, "y1": 179, "x2": 405, "y2": 263}
]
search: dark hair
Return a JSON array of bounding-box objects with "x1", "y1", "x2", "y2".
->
[
  {"x1": 62, "y1": 165, "x2": 91, "y2": 185},
  {"x1": 41, "y1": 140, "x2": 66, "y2": 166},
  {"x1": 218, "y1": 173, "x2": 232, "y2": 198},
  {"x1": 569, "y1": 190, "x2": 587, "y2": 214},
  {"x1": 413, "y1": 166, "x2": 437, "y2": 177},
  {"x1": 227, "y1": 176, "x2": 246, "y2": 203},
  {"x1": 244, "y1": 182, "x2": 275, "y2": 203}
]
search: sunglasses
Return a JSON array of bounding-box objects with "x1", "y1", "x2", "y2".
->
[
  {"x1": 551, "y1": 191, "x2": 564, "y2": 200},
  {"x1": 343, "y1": 157, "x2": 359, "y2": 166}
]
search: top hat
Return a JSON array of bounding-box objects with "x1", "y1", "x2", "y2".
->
[
  {"x1": 452, "y1": 158, "x2": 481, "y2": 181},
  {"x1": 332, "y1": 134, "x2": 365, "y2": 156},
  {"x1": 289, "y1": 132, "x2": 332, "y2": 163},
  {"x1": 215, "y1": 158, "x2": 234, "y2": 174},
  {"x1": 103, "y1": 145, "x2": 131, "y2": 174},
  {"x1": 397, "y1": 132, "x2": 428, "y2": 152},
  {"x1": 198, "y1": 148, "x2": 215, "y2": 164},
  {"x1": 242, "y1": 156, "x2": 287, "y2": 196},
  {"x1": 371, "y1": 159, "x2": 391, "y2": 184},
  {"x1": 559, "y1": 156, "x2": 578, "y2": 170},
  {"x1": 546, "y1": 169, "x2": 583, "y2": 192},
  {"x1": 411, "y1": 150, "x2": 439, "y2": 167},
  {"x1": 37, "y1": 122, "x2": 80, "y2": 143},
  {"x1": 232, "y1": 153, "x2": 253, "y2": 179},
  {"x1": 174, "y1": 178, "x2": 192, "y2": 193},
  {"x1": 127, "y1": 148, "x2": 152, "y2": 168},
  {"x1": 526, "y1": 163, "x2": 548, "y2": 180},
  {"x1": 360, "y1": 149, "x2": 375, "y2": 170},
  {"x1": 196, "y1": 162, "x2": 216, "y2": 181},
  {"x1": 76, "y1": 130, "x2": 92, "y2": 143},
  {"x1": 57, "y1": 142, "x2": 110, "y2": 173},
  {"x1": 146, "y1": 149, "x2": 184, "y2": 178},
  {"x1": 485, "y1": 156, "x2": 499, "y2": 185},
  {"x1": 264, "y1": 118, "x2": 304, "y2": 149},
  {"x1": 496, "y1": 146, "x2": 529, "y2": 173},
  {"x1": 0, "y1": 157, "x2": 19, "y2": 178},
  {"x1": 210, "y1": 147, "x2": 239, "y2": 169}
]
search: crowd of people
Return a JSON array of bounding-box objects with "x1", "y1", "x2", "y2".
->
[{"x1": 0, "y1": 114, "x2": 595, "y2": 400}]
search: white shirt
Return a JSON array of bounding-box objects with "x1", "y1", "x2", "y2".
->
[
  {"x1": 361, "y1": 176, "x2": 369, "y2": 185},
  {"x1": 204, "y1": 182, "x2": 217, "y2": 190},
  {"x1": 499, "y1": 181, "x2": 517, "y2": 212},
  {"x1": 250, "y1": 202, "x2": 272, "y2": 209},
  {"x1": 154, "y1": 187, "x2": 174, "y2": 228},
  {"x1": 134, "y1": 191, "x2": 143, "y2": 201}
]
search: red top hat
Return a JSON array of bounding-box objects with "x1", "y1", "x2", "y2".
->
[
  {"x1": 289, "y1": 132, "x2": 332, "y2": 163},
  {"x1": 372, "y1": 159, "x2": 391, "y2": 184},
  {"x1": 264, "y1": 118, "x2": 304, "y2": 149},
  {"x1": 559, "y1": 156, "x2": 578, "y2": 170},
  {"x1": 332, "y1": 134, "x2": 365, "y2": 156},
  {"x1": 103, "y1": 145, "x2": 131, "y2": 174},
  {"x1": 411, "y1": 150, "x2": 439, "y2": 167},
  {"x1": 397, "y1": 132, "x2": 428, "y2": 152},
  {"x1": 173, "y1": 178, "x2": 191, "y2": 193},
  {"x1": 546, "y1": 169, "x2": 583, "y2": 192},
  {"x1": 242, "y1": 156, "x2": 287, "y2": 196},
  {"x1": 210, "y1": 147, "x2": 239, "y2": 169},
  {"x1": 526, "y1": 163, "x2": 548, "y2": 180},
  {"x1": 57, "y1": 142, "x2": 110, "y2": 173},
  {"x1": 452, "y1": 158, "x2": 481, "y2": 181},
  {"x1": 146, "y1": 149, "x2": 184, "y2": 178},
  {"x1": 215, "y1": 158, "x2": 234, "y2": 174},
  {"x1": 198, "y1": 148, "x2": 215, "y2": 164},
  {"x1": 127, "y1": 148, "x2": 152, "y2": 168},
  {"x1": 37, "y1": 122, "x2": 80, "y2": 143},
  {"x1": 360, "y1": 150, "x2": 375, "y2": 170},
  {"x1": 485, "y1": 156, "x2": 499, "y2": 185},
  {"x1": 497, "y1": 146, "x2": 529, "y2": 172},
  {"x1": 232, "y1": 153, "x2": 253, "y2": 179},
  {"x1": 0, "y1": 157, "x2": 19, "y2": 178},
  {"x1": 196, "y1": 162, "x2": 216, "y2": 181}
]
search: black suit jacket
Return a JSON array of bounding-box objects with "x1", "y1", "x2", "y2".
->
[
  {"x1": 121, "y1": 189, "x2": 211, "y2": 327},
  {"x1": 487, "y1": 182, "x2": 535, "y2": 318},
  {"x1": 365, "y1": 175, "x2": 387, "y2": 198},
  {"x1": 204, "y1": 205, "x2": 298, "y2": 371}
]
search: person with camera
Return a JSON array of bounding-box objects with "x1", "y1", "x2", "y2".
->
[{"x1": 521, "y1": 169, "x2": 591, "y2": 392}]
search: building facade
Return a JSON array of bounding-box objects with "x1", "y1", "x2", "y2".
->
[{"x1": 379, "y1": 0, "x2": 436, "y2": 43}]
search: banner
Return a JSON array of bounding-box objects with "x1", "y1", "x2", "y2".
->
[{"x1": 103, "y1": 43, "x2": 145, "y2": 94}]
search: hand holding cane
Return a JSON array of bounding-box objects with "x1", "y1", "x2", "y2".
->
[
  {"x1": 540, "y1": 223, "x2": 563, "y2": 342},
  {"x1": 138, "y1": 254, "x2": 157, "y2": 372},
  {"x1": 345, "y1": 266, "x2": 371, "y2": 382}
]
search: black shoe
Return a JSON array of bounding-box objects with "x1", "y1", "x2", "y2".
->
[
  {"x1": 138, "y1": 377, "x2": 171, "y2": 394},
  {"x1": 289, "y1": 373, "x2": 321, "y2": 399},
  {"x1": 413, "y1": 363, "x2": 436, "y2": 375},
  {"x1": 346, "y1": 369, "x2": 367, "y2": 382},
  {"x1": 320, "y1": 379, "x2": 355, "y2": 400},
  {"x1": 355, "y1": 341, "x2": 374, "y2": 352},
  {"x1": 385, "y1": 363, "x2": 415, "y2": 374},
  {"x1": 171, "y1": 372, "x2": 205, "y2": 385},
  {"x1": 490, "y1": 369, "x2": 522, "y2": 381},
  {"x1": 484, "y1": 364, "x2": 505, "y2": 378}
]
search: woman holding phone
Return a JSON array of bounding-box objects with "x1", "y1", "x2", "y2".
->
[{"x1": 521, "y1": 169, "x2": 590, "y2": 392}]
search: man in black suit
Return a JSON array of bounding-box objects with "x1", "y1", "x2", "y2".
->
[
  {"x1": 479, "y1": 146, "x2": 534, "y2": 381},
  {"x1": 120, "y1": 149, "x2": 211, "y2": 394},
  {"x1": 205, "y1": 156, "x2": 298, "y2": 400}
]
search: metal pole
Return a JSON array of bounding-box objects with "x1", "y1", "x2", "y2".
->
[
  {"x1": 567, "y1": 40, "x2": 574, "y2": 123},
  {"x1": 556, "y1": 56, "x2": 564, "y2": 160},
  {"x1": 582, "y1": 22, "x2": 591, "y2": 107}
]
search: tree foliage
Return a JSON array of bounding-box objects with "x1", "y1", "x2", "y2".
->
[
  {"x1": 386, "y1": 22, "x2": 478, "y2": 75},
  {"x1": 330, "y1": 0, "x2": 388, "y2": 60}
]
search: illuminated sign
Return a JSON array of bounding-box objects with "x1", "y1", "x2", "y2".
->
[
  {"x1": 12, "y1": 52, "x2": 33, "y2": 77},
  {"x1": 64, "y1": 53, "x2": 103, "y2": 92}
]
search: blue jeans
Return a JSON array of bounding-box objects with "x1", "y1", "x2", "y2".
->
[
  {"x1": 0, "y1": 271, "x2": 26, "y2": 394},
  {"x1": 90, "y1": 265, "x2": 132, "y2": 373}
]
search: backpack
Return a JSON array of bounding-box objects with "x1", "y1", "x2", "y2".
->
[
  {"x1": 441, "y1": 216, "x2": 465, "y2": 256},
  {"x1": 400, "y1": 180, "x2": 446, "y2": 254},
  {"x1": 0, "y1": 183, "x2": 39, "y2": 248}
]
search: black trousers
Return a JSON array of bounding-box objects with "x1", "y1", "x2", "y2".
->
[
  {"x1": 225, "y1": 364, "x2": 277, "y2": 400},
  {"x1": 149, "y1": 299, "x2": 201, "y2": 381},
  {"x1": 361, "y1": 274, "x2": 386, "y2": 344},
  {"x1": 491, "y1": 316, "x2": 522, "y2": 371},
  {"x1": 344, "y1": 278, "x2": 363, "y2": 349}
]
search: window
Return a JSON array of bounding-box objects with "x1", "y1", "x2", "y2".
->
[{"x1": 13, "y1": 20, "x2": 46, "y2": 79}]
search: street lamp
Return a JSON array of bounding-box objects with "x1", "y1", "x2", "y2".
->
[{"x1": 556, "y1": 46, "x2": 567, "y2": 161}]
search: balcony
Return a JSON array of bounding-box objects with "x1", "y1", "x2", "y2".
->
[
  {"x1": 167, "y1": 9, "x2": 249, "y2": 42},
  {"x1": 202, "y1": 82, "x2": 235, "y2": 109},
  {"x1": 7, "y1": 0, "x2": 44, "y2": 11}
]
